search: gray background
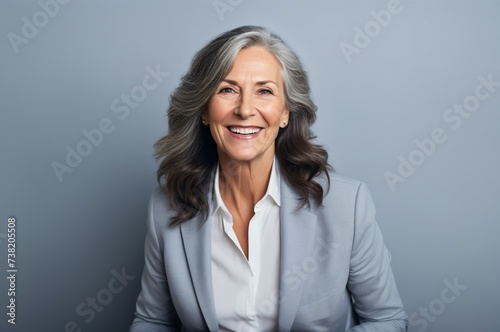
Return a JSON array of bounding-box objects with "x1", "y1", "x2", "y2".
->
[{"x1": 1, "y1": 1, "x2": 499, "y2": 331}]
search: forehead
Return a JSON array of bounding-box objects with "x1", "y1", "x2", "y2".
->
[{"x1": 225, "y1": 46, "x2": 282, "y2": 83}]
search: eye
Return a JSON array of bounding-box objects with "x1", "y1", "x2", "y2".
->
[
  {"x1": 219, "y1": 87, "x2": 235, "y2": 94},
  {"x1": 258, "y1": 89, "x2": 273, "y2": 95}
]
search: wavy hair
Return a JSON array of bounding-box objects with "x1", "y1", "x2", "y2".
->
[{"x1": 155, "y1": 25, "x2": 331, "y2": 224}]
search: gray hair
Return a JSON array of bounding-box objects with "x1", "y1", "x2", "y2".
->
[{"x1": 155, "y1": 26, "x2": 331, "y2": 224}]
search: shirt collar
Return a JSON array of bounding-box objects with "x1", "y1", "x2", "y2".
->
[
  {"x1": 266, "y1": 157, "x2": 281, "y2": 207},
  {"x1": 212, "y1": 157, "x2": 281, "y2": 216}
]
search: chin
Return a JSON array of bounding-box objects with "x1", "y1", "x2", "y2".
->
[
  {"x1": 226, "y1": 155, "x2": 258, "y2": 163},
  {"x1": 219, "y1": 146, "x2": 274, "y2": 164}
]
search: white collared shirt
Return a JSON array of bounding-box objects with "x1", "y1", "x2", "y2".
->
[{"x1": 211, "y1": 159, "x2": 281, "y2": 332}]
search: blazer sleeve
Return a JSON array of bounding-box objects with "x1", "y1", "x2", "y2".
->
[
  {"x1": 347, "y1": 183, "x2": 408, "y2": 332},
  {"x1": 129, "y1": 190, "x2": 182, "y2": 332}
]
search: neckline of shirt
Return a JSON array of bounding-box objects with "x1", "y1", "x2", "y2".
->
[{"x1": 212, "y1": 157, "x2": 281, "y2": 217}]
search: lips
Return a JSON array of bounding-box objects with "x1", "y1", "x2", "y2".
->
[{"x1": 228, "y1": 126, "x2": 261, "y2": 135}]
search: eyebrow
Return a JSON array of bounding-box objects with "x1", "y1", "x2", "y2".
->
[{"x1": 222, "y1": 79, "x2": 278, "y2": 86}]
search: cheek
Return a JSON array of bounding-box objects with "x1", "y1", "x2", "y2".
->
[
  {"x1": 208, "y1": 99, "x2": 233, "y2": 122},
  {"x1": 263, "y1": 105, "x2": 287, "y2": 125},
  {"x1": 207, "y1": 109, "x2": 223, "y2": 124}
]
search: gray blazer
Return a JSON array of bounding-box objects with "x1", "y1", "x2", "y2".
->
[{"x1": 130, "y1": 172, "x2": 408, "y2": 331}]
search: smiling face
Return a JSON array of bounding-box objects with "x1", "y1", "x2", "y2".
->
[{"x1": 204, "y1": 46, "x2": 289, "y2": 166}]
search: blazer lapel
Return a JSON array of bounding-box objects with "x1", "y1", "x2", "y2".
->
[
  {"x1": 179, "y1": 178, "x2": 219, "y2": 332},
  {"x1": 278, "y1": 179, "x2": 318, "y2": 331},
  {"x1": 177, "y1": 171, "x2": 318, "y2": 331}
]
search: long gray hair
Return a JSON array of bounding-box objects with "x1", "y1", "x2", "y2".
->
[{"x1": 155, "y1": 25, "x2": 331, "y2": 224}]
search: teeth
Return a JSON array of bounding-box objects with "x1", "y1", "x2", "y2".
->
[{"x1": 229, "y1": 127, "x2": 260, "y2": 134}]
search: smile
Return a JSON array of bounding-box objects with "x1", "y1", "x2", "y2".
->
[{"x1": 228, "y1": 127, "x2": 261, "y2": 135}]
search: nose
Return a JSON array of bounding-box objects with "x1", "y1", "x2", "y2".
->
[{"x1": 234, "y1": 91, "x2": 255, "y2": 119}]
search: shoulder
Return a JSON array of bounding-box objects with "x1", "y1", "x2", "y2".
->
[
  {"x1": 280, "y1": 169, "x2": 370, "y2": 207},
  {"x1": 149, "y1": 168, "x2": 216, "y2": 225},
  {"x1": 146, "y1": 187, "x2": 178, "y2": 232},
  {"x1": 318, "y1": 171, "x2": 368, "y2": 201},
  {"x1": 329, "y1": 172, "x2": 363, "y2": 188},
  {"x1": 310, "y1": 171, "x2": 375, "y2": 217},
  {"x1": 149, "y1": 187, "x2": 172, "y2": 214}
]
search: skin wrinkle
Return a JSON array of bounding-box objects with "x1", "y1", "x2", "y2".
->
[
  {"x1": 204, "y1": 46, "x2": 289, "y2": 258},
  {"x1": 155, "y1": 26, "x2": 331, "y2": 225}
]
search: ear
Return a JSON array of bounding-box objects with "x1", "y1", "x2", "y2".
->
[
  {"x1": 280, "y1": 108, "x2": 290, "y2": 128},
  {"x1": 201, "y1": 110, "x2": 209, "y2": 125}
]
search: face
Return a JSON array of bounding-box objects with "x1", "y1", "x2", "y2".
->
[{"x1": 204, "y1": 46, "x2": 289, "y2": 166}]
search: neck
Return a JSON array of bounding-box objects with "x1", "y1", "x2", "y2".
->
[{"x1": 218, "y1": 154, "x2": 274, "y2": 207}]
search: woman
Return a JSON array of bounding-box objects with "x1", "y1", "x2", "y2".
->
[{"x1": 130, "y1": 26, "x2": 408, "y2": 331}]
